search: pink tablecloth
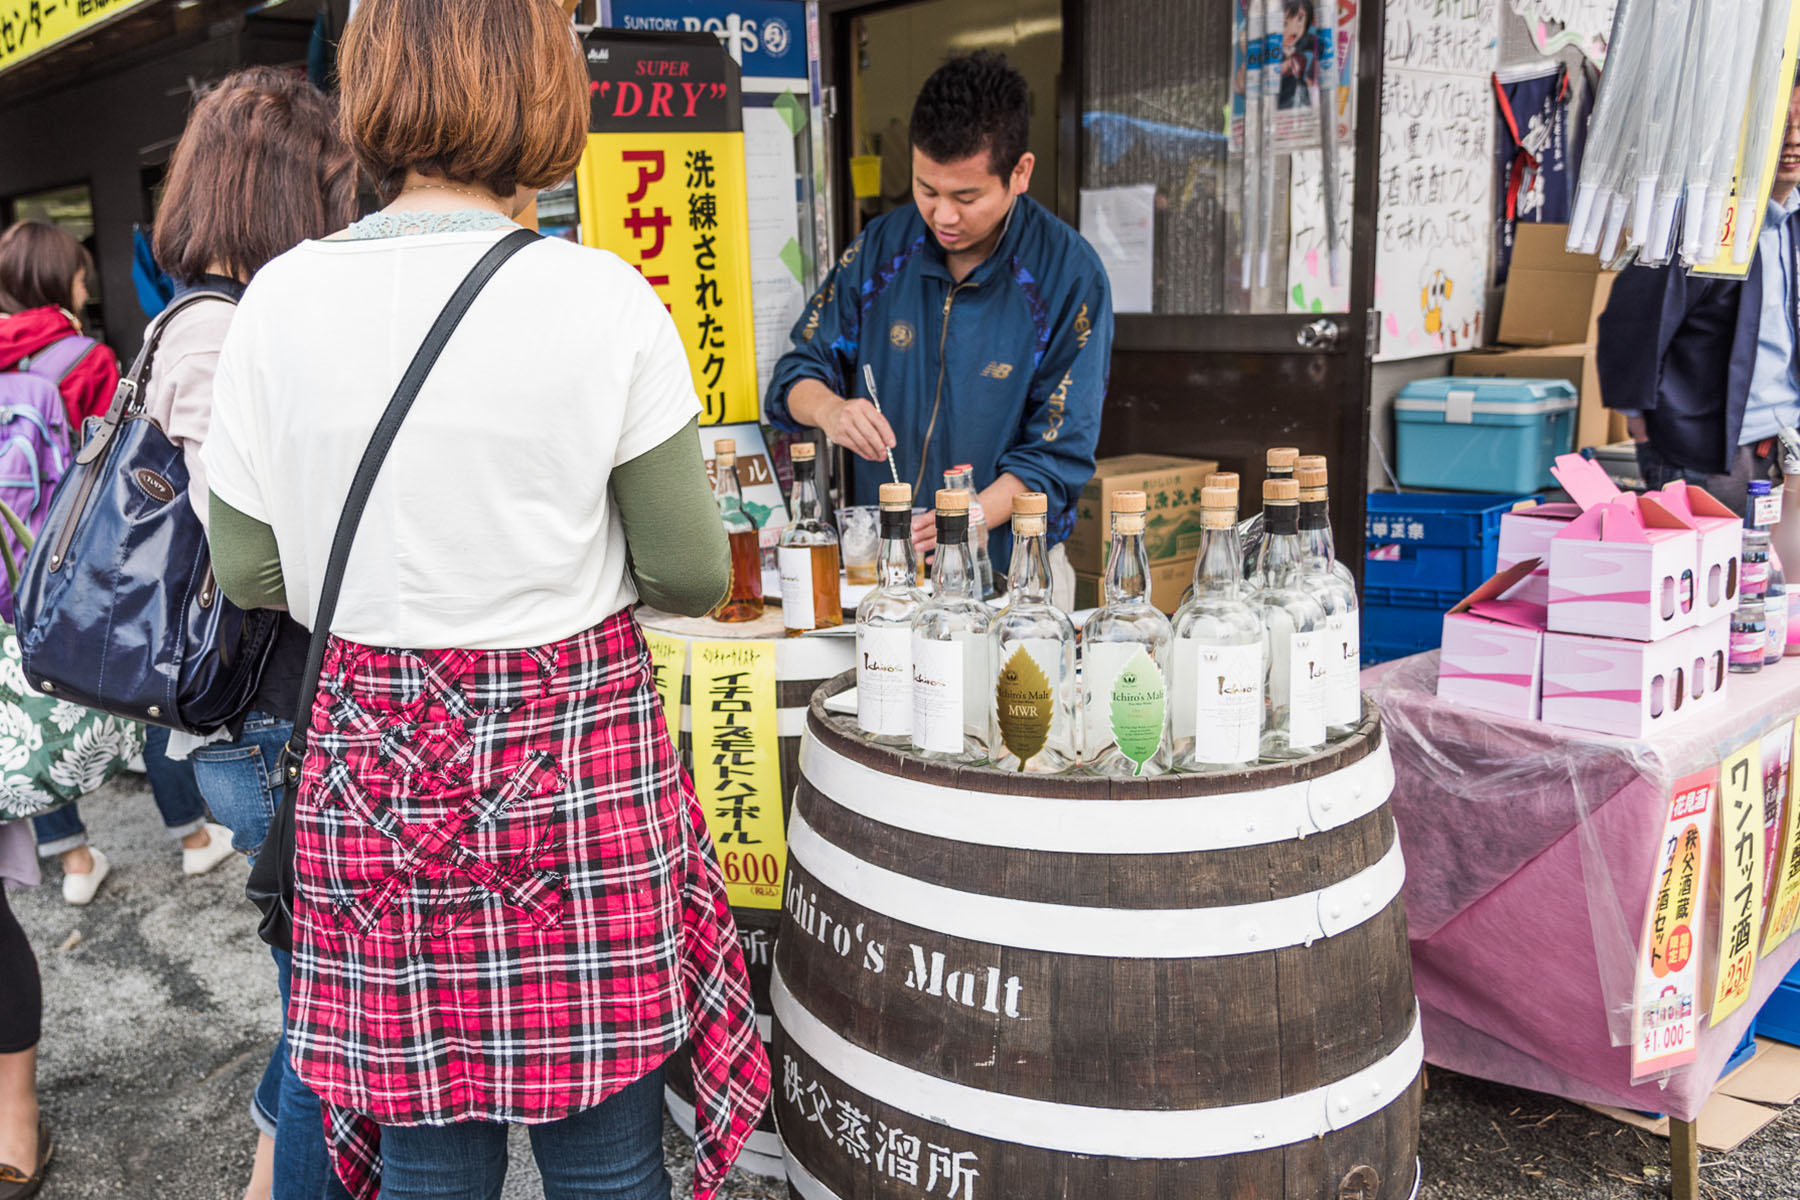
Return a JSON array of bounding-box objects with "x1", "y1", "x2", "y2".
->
[{"x1": 1368, "y1": 653, "x2": 1800, "y2": 1122}]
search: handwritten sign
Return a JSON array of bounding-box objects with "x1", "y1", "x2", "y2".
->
[
  {"x1": 1710, "y1": 742, "x2": 1763, "y2": 1023},
  {"x1": 1631, "y1": 768, "x2": 1715, "y2": 1083},
  {"x1": 1384, "y1": 0, "x2": 1500, "y2": 74},
  {"x1": 689, "y1": 640, "x2": 784, "y2": 908},
  {"x1": 1764, "y1": 715, "x2": 1800, "y2": 954},
  {"x1": 0, "y1": 0, "x2": 156, "y2": 78},
  {"x1": 1508, "y1": 0, "x2": 1617, "y2": 66},
  {"x1": 642, "y1": 628, "x2": 687, "y2": 739}
]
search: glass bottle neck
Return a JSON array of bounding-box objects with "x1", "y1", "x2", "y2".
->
[
  {"x1": 1299, "y1": 498, "x2": 1336, "y2": 570},
  {"x1": 878, "y1": 510, "x2": 915, "y2": 588},
  {"x1": 932, "y1": 515, "x2": 977, "y2": 599},
  {"x1": 1193, "y1": 522, "x2": 1243, "y2": 597},
  {"x1": 1104, "y1": 527, "x2": 1150, "y2": 604},
  {"x1": 1008, "y1": 524, "x2": 1053, "y2": 601},
  {"x1": 791, "y1": 461, "x2": 820, "y2": 521},
  {"x1": 714, "y1": 463, "x2": 743, "y2": 505},
  {"x1": 1261, "y1": 508, "x2": 1309, "y2": 585}
]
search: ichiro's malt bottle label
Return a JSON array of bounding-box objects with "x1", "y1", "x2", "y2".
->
[
  {"x1": 995, "y1": 644, "x2": 1053, "y2": 770},
  {"x1": 1107, "y1": 649, "x2": 1166, "y2": 776}
]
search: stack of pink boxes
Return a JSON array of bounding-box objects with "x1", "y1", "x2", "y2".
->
[{"x1": 1437, "y1": 455, "x2": 1741, "y2": 737}]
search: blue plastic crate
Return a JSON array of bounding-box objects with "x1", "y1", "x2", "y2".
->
[
  {"x1": 1758, "y1": 961, "x2": 1800, "y2": 1047},
  {"x1": 1395, "y1": 377, "x2": 1578, "y2": 492},
  {"x1": 1362, "y1": 598, "x2": 1449, "y2": 666},
  {"x1": 1365, "y1": 492, "x2": 1539, "y2": 605}
]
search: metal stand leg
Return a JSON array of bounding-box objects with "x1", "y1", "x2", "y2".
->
[{"x1": 1670, "y1": 1117, "x2": 1701, "y2": 1200}]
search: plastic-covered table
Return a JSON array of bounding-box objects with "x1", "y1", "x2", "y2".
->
[{"x1": 1366, "y1": 654, "x2": 1800, "y2": 1198}]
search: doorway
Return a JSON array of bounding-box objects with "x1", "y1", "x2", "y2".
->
[{"x1": 836, "y1": 0, "x2": 1061, "y2": 237}]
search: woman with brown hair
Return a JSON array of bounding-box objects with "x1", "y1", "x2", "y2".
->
[
  {"x1": 140, "y1": 65, "x2": 357, "y2": 1200},
  {"x1": 202, "y1": 2, "x2": 767, "y2": 1197},
  {"x1": 0, "y1": 221, "x2": 117, "y2": 433}
]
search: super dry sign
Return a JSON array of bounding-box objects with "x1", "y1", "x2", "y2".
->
[{"x1": 576, "y1": 29, "x2": 757, "y2": 424}]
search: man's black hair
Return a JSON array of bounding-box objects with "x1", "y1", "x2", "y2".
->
[{"x1": 909, "y1": 51, "x2": 1032, "y2": 179}]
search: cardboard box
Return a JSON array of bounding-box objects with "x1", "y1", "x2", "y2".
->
[
  {"x1": 1068, "y1": 454, "x2": 1219, "y2": 575},
  {"x1": 1651, "y1": 479, "x2": 1745, "y2": 627},
  {"x1": 1437, "y1": 560, "x2": 1547, "y2": 720},
  {"x1": 1496, "y1": 501, "x2": 1582, "y2": 607},
  {"x1": 1074, "y1": 558, "x2": 1189, "y2": 614},
  {"x1": 1451, "y1": 344, "x2": 1627, "y2": 452},
  {"x1": 1541, "y1": 616, "x2": 1728, "y2": 738},
  {"x1": 1497, "y1": 223, "x2": 1617, "y2": 347},
  {"x1": 1548, "y1": 496, "x2": 1700, "y2": 641}
]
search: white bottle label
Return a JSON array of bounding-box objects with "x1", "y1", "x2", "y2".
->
[
  {"x1": 911, "y1": 636, "x2": 965, "y2": 753},
  {"x1": 858, "y1": 626, "x2": 913, "y2": 736},
  {"x1": 778, "y1": 546, "x2": 815, "y2": 630},
  {"x1": 1285, "y1": 629, "x2": 1327, "y2": 749},
  {"x1": 1191, "y1": 642, "x2": 1263, "y2": 764},
  {"x1": 1325, "y1": 610, "x2": 1362, "y2": 726}
]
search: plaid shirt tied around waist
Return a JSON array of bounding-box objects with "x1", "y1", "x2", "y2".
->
[{"x1": 284, "y1": 608, "x2": 769, "y2": 1198}]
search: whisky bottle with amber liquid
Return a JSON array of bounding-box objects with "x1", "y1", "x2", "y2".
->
[
  {"x1": 778, "y1": 442, "x2": 844, "y2": 634},
  {"x1": 711, "y1": 439, "x2": 763, "y2": 623}
]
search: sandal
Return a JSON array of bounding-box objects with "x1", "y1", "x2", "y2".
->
[{"x1": 0, "y1": 1120, "x2": 51, "y2": 1199}]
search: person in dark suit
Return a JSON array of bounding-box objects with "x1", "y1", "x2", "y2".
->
[{"x1": 1598, "y1": 83, "x2": 1800, "y2": 514}]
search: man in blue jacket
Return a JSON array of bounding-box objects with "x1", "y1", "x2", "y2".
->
[
  {"x1": 764, "y1": 51, "x2": 1114, "y2": 591},
  {"x1": 1598, "y1": 82, "x2": 1800, "y2": 514}
]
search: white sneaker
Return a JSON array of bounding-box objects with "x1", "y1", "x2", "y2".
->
[
  {"x1": 182, "y1": 822, "x2": 238, "y2": 877},
  {"x1": 62, "y1": 847, "x2": 111, "y2": 905}
]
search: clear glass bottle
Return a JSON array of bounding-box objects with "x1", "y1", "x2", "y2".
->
[
  {"x1": 1179, "y1": 471, "x2": 1244, "y2": 610},
  {"x1": 1172, "y1": 484, "x2": 1265, "y2": 773},
  {"x1": 1245, "y1": 447, "x2": 1299, "y2": 586},
  {"x1": 1745, "y1": 481, "x2": 1774, "y2": 600},
  {"x1": 1081, "y1": 491, "x2": 1174, "y2": 777},
  {"x1": 710, "y1": 439, "x2": 764, "y2": 623},
  {"x1": 1296, "y1": 461, "x2": 1361, "y2": 737},
  {"x1": 911, "y1": 489, "x2": 992, "y2": 762},
  {"x1": 1767, "y1": 555, "x2": 1788, "y2": 666},
  {"x1": 777, "y1": 441, "x2": 843, "y2": 634},
  {"x1": 1731, "y1": 596, "x2": 1767, "y2": 674},
  {"x1": 1256, "y1": 478, "x2": 1329, "y2": 759},
  {"x1": 990, "y1": 492, "x2": 1078, "y2": 773},
  {"x1": 857, "y1": 482, "x2": 925, "y2": 745},
  {"x1": 945, "y1": 463, "x2": 994, "y2": 598}
]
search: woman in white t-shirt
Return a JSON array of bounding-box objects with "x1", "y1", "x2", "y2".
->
[{"x1": 202, "y1": 2, "x2": 770, "y2": 1196}]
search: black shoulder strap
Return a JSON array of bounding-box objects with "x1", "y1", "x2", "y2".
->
[{"x1": 282, "y1": 227, "x2": 539, "y2": 768}]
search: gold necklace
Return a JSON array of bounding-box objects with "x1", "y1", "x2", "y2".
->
[{"x1": 393, "y1": 181, "x2": 507, "y2": 210}]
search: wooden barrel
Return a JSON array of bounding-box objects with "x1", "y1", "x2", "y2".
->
[
  {"x1": 774, "y1": 671, "x2": 1420, "y2": 1199},
  {"x1": 637, "y1": 606, "x2": 853, "y2": 1179}
]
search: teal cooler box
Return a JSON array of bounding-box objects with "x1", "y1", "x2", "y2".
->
[{"x1": 1394, "y1": 377, "x2": 1578, "y2": 493}]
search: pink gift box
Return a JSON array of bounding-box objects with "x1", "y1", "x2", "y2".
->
[
  {"x1": 1650, "y1": 479, "x2": 1743, "y2": 625},
  {"x1": 1540, "y1": 617, "x2": 1729, "y2": 738},
  {"x1": 1547, "y1": 493, "x2": 1699, "y2": 641},
  {"x1": 1438, "y1": 560, "x2": 1547, "y2": 720},
  {"x1": 1496, "y1": 502, "x2": 1581, "y2": 607}
]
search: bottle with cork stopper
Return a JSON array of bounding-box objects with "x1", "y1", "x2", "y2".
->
[
  {"x1": 777, "y1": 441, "x2": 843, "y2": 635},
  {"x1": 1295, "y1": 458, "x2": 1361, "y2": 736},
  {"x1": 911, "y1": 488, "x2": 993, "y2": 762},
  {"x1": 1172, "y1": 482, "x2": 1266, "y2": 772},
  {"x1": 1246, "y1": 448, "x2": 1301, "y2": 585},
  {"x1": 1255, "y1": 477, "x2": 1328, "y2": 759},
  {"x1": 990, "y1": 492, "x2": 1078, "y2": 772},
  {"x1": 1080, "y1": 490, "x2": 1173, "y2": 777},
  {"x1": 856, "y1": 483, "x2": 925, "y2": 744},
  {"x1": 943, "y1": 464, "x2": 995, "y2": 598},
  {"x1": 710, "y1": 438, "x2": 764, "y2": 623}
]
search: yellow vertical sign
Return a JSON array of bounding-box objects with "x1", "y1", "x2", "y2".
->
[
  {"x1": 1764, "y1": 715, "x2": 1800, "y2": 954},
  {"x1": 641, "y1": 628, "x2": 687, "y2": 744},
  {"x1": 576, "y1": 132, "x2": 759, "y2": 425},
  {"x1": 1712, "y1": 741, "x2": 1764, "y2": 1022},
  {"x1": 689, "y1": 640, "x2": 784, "y2": 909}
]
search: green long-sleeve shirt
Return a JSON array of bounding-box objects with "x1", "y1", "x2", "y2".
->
[{"x1": 209, "y1": 417, "x2": 729, "y2": 622}]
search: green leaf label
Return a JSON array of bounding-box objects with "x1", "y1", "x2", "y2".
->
[
  {"x1": 1109, "y1": 649, "x2": 1166, "y2": 776},
  {"x1": 995, "y1": 644, "x2": 1053, "y2": 769}
]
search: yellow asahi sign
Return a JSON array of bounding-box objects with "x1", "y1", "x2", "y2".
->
[
  {"x1": 689, "y1": 639, "x2": 783, "y2": 908},
  {"x1": 0, "y1": 0, "x2": 158, "y2": 77}
]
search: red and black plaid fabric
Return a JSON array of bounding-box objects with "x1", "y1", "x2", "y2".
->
[{"x1": 284, "y1": 608, "x2": 770, "y2": 1198}]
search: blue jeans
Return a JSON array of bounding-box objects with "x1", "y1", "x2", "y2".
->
[
  {"x1": 32, "y1": 724, "x2": 206, "y2": 856},
  {"x1": 377, "y1": 1067, "x2": 671, "y2": 1200},
  {"x1": 190, "y1": 712, "x2": 348, "y2": 1200}
]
